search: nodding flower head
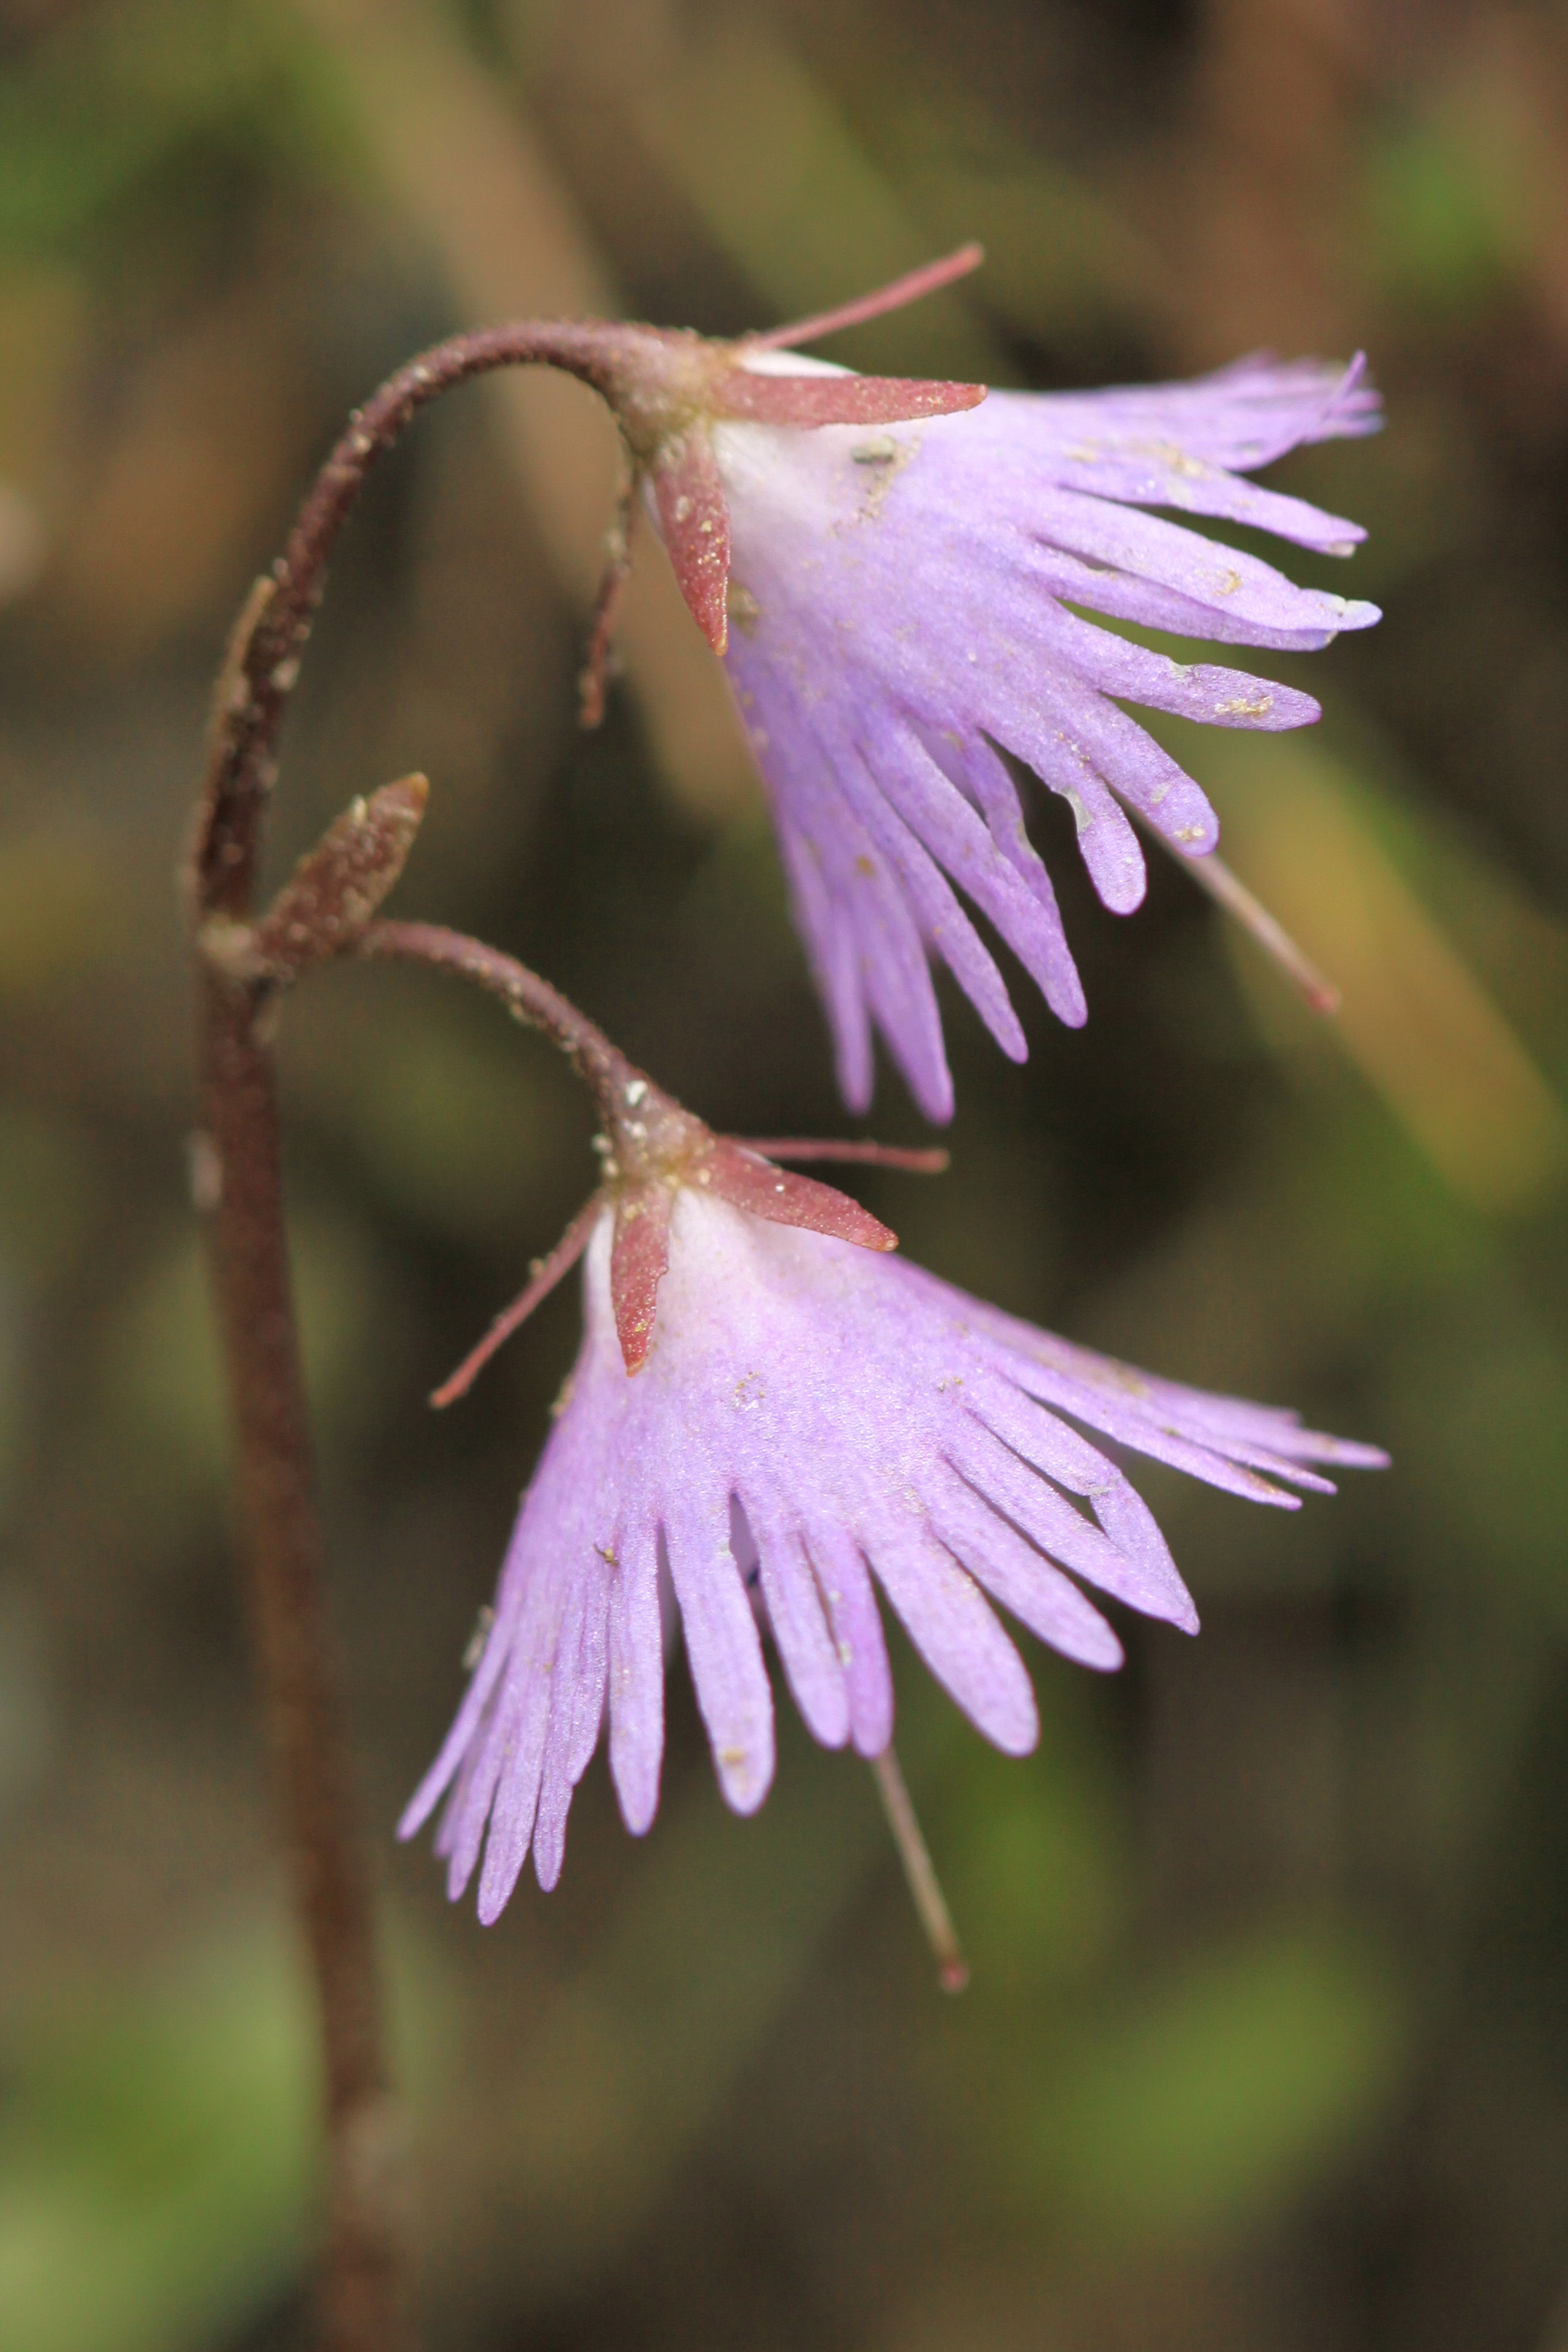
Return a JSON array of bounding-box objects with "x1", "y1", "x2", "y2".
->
[
  {"x1": 401, "y1": 1070, "x2": 1385, "y2": 1921},
  {"x1": 601, "y1": 251, "x2": 1382, "y2": 1121}
]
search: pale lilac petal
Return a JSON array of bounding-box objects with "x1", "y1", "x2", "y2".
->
[
  {"x1": 819, "y1": 727, "x2": 1028, "y2": 1062},
  {"x1": 663, "y1": 1498, "x2": 776, "y2": 1815},
  {"x1": 1023, "y1": 542, "x2": 1357, "y2": 654},
  {"x1": 472, "y1": 1540, "x2": 587, "y2": 1921},
  {"x1": 1024, "y1": 605, "x2": 1322, "y2": 733},
  {"x1": 874, "y1": 727, "x2": 1093, "y2": 1024},
  {"x1": 474, "y1": 1692, "x2": 551, "y2": 1924},
  {"x1": 868, "y1": 1525, "x2": 1039, "y2": 1755},
  {"x1": 924, "y1": 1466, "x2": 1126, "y2": 1667},
  {"x1": 914, "y1": 730, "x2": 1087, "y2": 1023},
  {"x1": 1029, "y1": 355, "x2": 1379, "y2": 485},
  {"x1": 439, "y1": 1565, "x2": 561, "y2": 1904},
  {"x1": 1011, "y1": 355, "x2": 1376, "y2": 550},
  {"x1": 743, "y1": 678, "x2": 953, "y2": 1116},
  {"x1": 966, "y1": 688, "x2": 1148, "y2": 910},
  {"x1": 533, "y1": 1562, "x2": 610, "y2": 1891},
  {"x1": 774, "y1": 814, "x2": 874, "y2": 1111},
  {"x1": 911, "y1": 1262, "x2": 1385, "y2": 1500},
  {"x1": 1018, "y1": 667, "x2": 1222, "y2": 855},
  {"x1": 398, "y1": 1464, "x2": 564, "y2": 1846},
  {"x1": 802, "y1": 1521, "x2": 894, "y2": 1757},
  {"x1": 941, "y1": 1423, "x2": 1196, "y2": 1635},
  {"x1": 398, "y1": 1602, "x2": 512, "y2": 1845},
  {"x1": 1022, "y1": 485, "x2": 1359, "y2": 638},
  {"x1": 740, "y1": 1491, "x2": 850, "y2": 1748},
  {"x1": 607, "y1": 1518, "x2": 664, "y2": 1835}
]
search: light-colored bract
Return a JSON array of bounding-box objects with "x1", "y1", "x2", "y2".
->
[
  {"x1": 401, "y1": 1186, "x2": 1384, "y2": 1920},
  {"x1": 705, "y1": 351, "x2": 1380, "y2": 1118}
]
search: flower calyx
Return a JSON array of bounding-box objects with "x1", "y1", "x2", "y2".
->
[
  {"x1": 639, "y1": 343, "x2": 985, "y2": 660},
  {"x1": 404, "y1": 947, "x2": 943, "y2": 1410},
  {"x1": 568, "y1": 248, "x2": 989, "y2": 677},
  {"x1": 594, "y1": 1062, "x2": 897, "y2": 1374}
]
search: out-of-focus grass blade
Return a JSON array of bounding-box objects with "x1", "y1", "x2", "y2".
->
[{"x1": 1205, "y1": 738, "x2": 1568, "y2": 1214}]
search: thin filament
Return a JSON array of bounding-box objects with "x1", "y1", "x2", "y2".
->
[
  {"x1": 431, "y1": 1195, "x2": 602, "y2": 1408},
  {"x1": 871, "y1": 1746, "x2": 969, "y2": 1994},
  {"x1": 1181, "y1": 847, "x2": 1341, "y2": 1015},
  {"x1": 746, "y1": 244, "x2": 985, "y2": 355}
]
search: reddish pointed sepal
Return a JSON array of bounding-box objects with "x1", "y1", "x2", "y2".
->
[
  {"x1": 611, "y1": 1183, "x2": 674, "y2": 1373},
  {"x1": 697, "y1": 1140, "x2": 897, "y2": 1252},
  {"x1": 651, "y1": 426, "x2": 731, "y2": 654},
  {"x1": 713, "y1": 372, "x2": 985, "y2": 428}
]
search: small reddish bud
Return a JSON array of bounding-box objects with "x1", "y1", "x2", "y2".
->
[{"x1": 246, "y1": 775, "x2": 429, "y2": 982}]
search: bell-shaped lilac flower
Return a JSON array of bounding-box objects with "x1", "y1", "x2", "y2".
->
[
  {"x1": 709, "y1": 347, "x2": 1379, "y2": 1117},
  {"x1": 582, "y1": 251, "x2": 1378, "y2": 1119},
  {"x1": 400, "y1": 1069, "x2": 1384, "y2": 1920},
  {"x1": 483, "y1": 252, "x2": 1374, "y2": 1117}
]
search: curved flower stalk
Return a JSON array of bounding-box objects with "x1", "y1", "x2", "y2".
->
[{"x1": 390, "y1": 998, "x2": 1385, "y2": 1923}]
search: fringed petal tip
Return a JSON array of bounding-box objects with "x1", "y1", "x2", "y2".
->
[{"x1": 1322, "y1": 352, "x2": 1382, "y2": 439}]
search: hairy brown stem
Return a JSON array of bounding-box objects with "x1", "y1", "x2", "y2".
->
[
  {"x1": 196, "y1": 965, "x2": 410, "y2": 2352},
  {"x1": 186, "y1": 326, "x2": 658, "y2": 2349},
  {"x1": 181, "y1": 336, "x2": 531, "y2": 2347}
]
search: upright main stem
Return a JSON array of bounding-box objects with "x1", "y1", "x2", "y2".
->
[
  {"x1": 187, "y1": 317, "x2": 634, "y2": 2351},
  {"x1": 197, "y1": 966, "x2": 408, "y2": 2352},
  {"x1": 183, "y1": 311, "x2": 678, "y2": 2351}
]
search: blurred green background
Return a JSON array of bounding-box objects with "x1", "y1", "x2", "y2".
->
[{"x1": 4, "y1": 0, "x2": 1568, "y2": 2345}]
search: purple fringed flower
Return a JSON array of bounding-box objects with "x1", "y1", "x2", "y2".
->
[
  {"x1": 536, "y1": 251, "x2": 1376, "y2": 1116},
  {"x1": 704, "y1": 347, "x2": 1381, "y2": 1119},
  {"x1": 401, "y1": 1088, "x2": 1384, "y2": 1918}
]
